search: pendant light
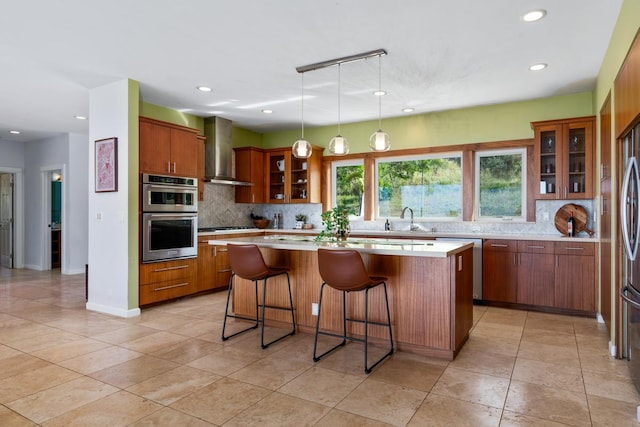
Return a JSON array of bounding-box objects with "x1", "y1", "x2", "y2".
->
[
  {"x1": 328, "y1": 64, "x2": 349, "y2": 155},
  {"x1": 292, "y1": 72, "x2": 312, "y2": 159},
  {"x1": 370, "y1": 54, "x2": 391, "y2": 152}
]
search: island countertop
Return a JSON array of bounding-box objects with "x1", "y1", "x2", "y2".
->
[{"x1": 207, "y1": 235, "x2": 473, "y2": 258}]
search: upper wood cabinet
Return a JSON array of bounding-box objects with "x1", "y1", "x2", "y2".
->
[
  {"x1": 264, "y1": 146, "x2": 323, "y2": 204},
  {"x1": 139, "y1": 117, "x2": 200, "y2": 178},
  {"x1": 532, "y1": 116, "x2": 595, "y2": 200},
  {"x1": 234, "y1": 147, "x2": 265, "y2": 203}
]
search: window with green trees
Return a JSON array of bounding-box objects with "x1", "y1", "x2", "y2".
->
[
  {"x1": 332, "y1": 159, "x2": 364, "y2": 217},
  {"x1": 475, "y1": 149, "x2": 526, "y2": 219},
  {"x1": 376, "y1": 154, "x2": 462, "y2": 219}
]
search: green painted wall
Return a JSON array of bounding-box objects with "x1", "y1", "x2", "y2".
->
[
  {"x1": 139, "y1": 102, "x2": 205, "y2": 133},
  {"x1": 233, "y1": 126, "x2": 263, "y2": 148},
  {"x1": 262, "y1": 92, "x2": 594, "y2": 153},
  {"x1": 128, "y1": 80, "x2": 140, "y2": 310}
]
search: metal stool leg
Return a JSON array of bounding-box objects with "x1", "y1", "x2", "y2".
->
[
  {"x1": 260, "y1": 272, "x2": 296, "y2": 349},
  {"x1": 363, "y1": 281, "x2": 395, "y2": 374},
  {"x1": 313, "y1": 282, "x2": 347, "y2": 362},
  {"x1": 221, "y1": 273, "x2": 259, "y2": 341}
]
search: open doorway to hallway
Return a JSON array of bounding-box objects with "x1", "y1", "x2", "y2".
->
[{"x1": 0, "y1": 173, "x2": 14, "y2": 268}]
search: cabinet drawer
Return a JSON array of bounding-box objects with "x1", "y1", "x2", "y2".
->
[
  {"x1": 483, "y1": 239, "x2": 517, "y2": 252},
  {"x1": 140, "y1": 276, "x2": 197, "y2": 305},
  {"x1": 517, "y1": 240, "x2": 554, "y2": 254},
  {"x1": 140, "y1": 258, "x2": 197, "y2": 285},
  {"x1": 216, "y1": 248, "x2": 230, "y2": 271},
  {"x1": 554, "y1": 241, "x2": 594, "y2": 256}
]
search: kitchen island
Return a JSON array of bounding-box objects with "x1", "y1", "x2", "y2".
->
[{"x1": 209, "y1": 235, "x2": 474, "y2": 360}]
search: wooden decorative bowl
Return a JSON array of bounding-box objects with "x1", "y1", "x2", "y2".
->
[{"x1": 253, "y1": 219, "x2": 271, "y2": 229}]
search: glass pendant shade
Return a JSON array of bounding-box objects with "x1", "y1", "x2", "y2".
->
[
  {"x1": 292, "y1": 138, "x2": 312, "y2": 159},
  {"x1": 370, "y1": 129, "x2": 390, "y2": 152},
  {"x1": 329, "y1": 135, "x2": 349, "y2": 155}
]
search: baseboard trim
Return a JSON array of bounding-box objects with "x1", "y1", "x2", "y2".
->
[{"x1": 86, "y1": 302, "x2": 140, "y2": 318}]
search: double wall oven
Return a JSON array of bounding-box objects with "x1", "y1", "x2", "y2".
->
[{"x1": 141, "y1": 174, "x2": 198, "y2": 262}]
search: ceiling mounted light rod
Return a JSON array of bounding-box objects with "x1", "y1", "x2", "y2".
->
[
  {"x1": 292, "y1": 72, "x2": 312, "y2": 159},
  {"x1": 296, "y1": 49, "x2": 387, "y2": 74},
  {"x1": 329, "y1": 64, "x2": 349, "y2": 155},
  {"x1": 370, "y1": 53, "x2": 391, "y2": 152}
]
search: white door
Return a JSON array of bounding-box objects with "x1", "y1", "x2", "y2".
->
[{"x1": 0, "y1": 173, "x2": 14, "y2": 268}]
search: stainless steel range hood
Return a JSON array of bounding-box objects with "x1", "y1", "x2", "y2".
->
[{"x1": 204, "y1": 116, "x2": 252, "y2": 186}]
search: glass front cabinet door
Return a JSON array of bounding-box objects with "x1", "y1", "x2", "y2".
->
[{"x1": 533, "y1": 116, "x2": 594, "y2": 200}]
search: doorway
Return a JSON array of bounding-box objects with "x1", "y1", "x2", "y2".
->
[
  {"x1": 43, "y1": 169, "x2": 63, "y2": 271},
  {"x1": 0, "y1": 173, "x2": 14, "y2": 268}
]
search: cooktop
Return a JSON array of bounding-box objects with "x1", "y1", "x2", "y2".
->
[{"x1": 198, "y1": 226, "x2": 255, "y2": 232}]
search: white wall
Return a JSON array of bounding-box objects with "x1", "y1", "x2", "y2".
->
[
  {"x1": 87, "y1": 79, "x2": 139, "y2": 317},
  {"x1": 0, "y1": 140, "x2": 25, "y2": 168},
  {"x1": 65, "y1": 133, "x2": 89, "y2": 274}
]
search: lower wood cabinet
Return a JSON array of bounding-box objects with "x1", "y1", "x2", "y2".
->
[
  {"x1": 139, "y1": 258, "x2": 197, "y2": 305},
  {"x1": 197, "y1": 235, "x2": 217, "y2": 292},
  {"x1": 482, "y1": 239, "x2": 595, "y2": 314}
]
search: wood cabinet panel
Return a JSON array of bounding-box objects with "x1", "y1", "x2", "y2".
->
[
  {"x1": 517, "y1": 252, "x2": 555, "y2": 307},
  {"x1": 482, "y1": 239, "x2": 518, "y2": 303},
  {"x1": 235, "y1": 147, "x2": 265, "y2": 203},
  {"x1": 264, "y1": 146, "x2": 322, "y2": 204},
  {"x1": 139, "y1": 117, "x2": 199, "y2": 178},
  {"x1": 140, "y1": 258, "x2": 197, "y2": 285},
  {"x1": 139, "y1": 258, "x2": 197, "y2": 305},
  {"x1": 554, "y1": 241, "x2": 595, "y2": 312},
  {"x1": 197, "y1": 236, "x2": 216, "y2": 292},
  {"x1": 615, "y1": 32, "x2": 640, "y2": 137}
]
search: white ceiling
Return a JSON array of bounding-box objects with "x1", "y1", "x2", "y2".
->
[{"x1": 0, "y1": 0, "x2": 623, "y2": 143}]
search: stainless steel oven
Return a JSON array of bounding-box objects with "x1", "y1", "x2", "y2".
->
[
  {"x1": 142, "y1": 212, "x2": 197, "y2": 262},
  {"x1": 142, "y1": 173, "x2": 197, "y2": 213},
  {"x1": 141, "y1": 174, "x2": 198, "y2": 262}
]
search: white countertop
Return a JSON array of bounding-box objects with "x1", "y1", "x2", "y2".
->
[{"x1": 207, "y1": 235, "x2": 473, "y2": 258}]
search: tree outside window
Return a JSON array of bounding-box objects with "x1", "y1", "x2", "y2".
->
[
  {"x1": 476, "y1": 149, "x2": 525, "y2": 219},
  {"x1": 333, "y1": 160, "x2": 364, "y2": 217}
]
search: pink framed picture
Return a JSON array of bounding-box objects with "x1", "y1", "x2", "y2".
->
[{"x1": 95, "y1": 137, "x2": 118, "y2": 192}]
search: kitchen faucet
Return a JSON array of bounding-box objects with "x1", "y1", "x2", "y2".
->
[{"x1": 400, "y1": 207, "x2": 418, "y2": 231}]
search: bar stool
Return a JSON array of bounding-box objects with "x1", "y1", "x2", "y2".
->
[
  {"x1": 221, "y1": 244, "x2": 296, "y2": 348},
  {"x1": 313, "y1": 248, "x2": 394, "y2": 373}
]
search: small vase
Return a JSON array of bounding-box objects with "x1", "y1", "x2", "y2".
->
[{"x1": 335, "y1": 229, "x2": 349, "y2": 241}]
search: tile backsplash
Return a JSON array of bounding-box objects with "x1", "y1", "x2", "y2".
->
[{"x1": 198, "y1": 184, "x2": 597, "y2": 237}]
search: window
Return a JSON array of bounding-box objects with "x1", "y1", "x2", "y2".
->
[
  {"x1": 376, "y1": 154, "x2": 462, "y2": 219},
  {"x1": 332, "y1": 159, "x2": 364, "y2": 218},
  {"x1": 475, "y1": 149, "x2": 526, "y2": 220}
]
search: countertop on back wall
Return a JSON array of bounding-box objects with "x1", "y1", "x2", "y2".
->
[{"x1": 197, "y1": 227, "x2": 598, "y2": 243}]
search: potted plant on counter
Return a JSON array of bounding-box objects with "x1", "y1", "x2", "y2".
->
[
  {"x1": 315, "y1": 207, "x2": 350, "y2": 242},
  {"x1": 295, "y1": 214, "x2": 307, "y2": 229}
]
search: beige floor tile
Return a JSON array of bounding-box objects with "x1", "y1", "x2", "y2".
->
[
  {"x1": 431, "y1": 366, "x2": 510, "y2": 408},
  {"x1": 6, "y1": 376, "x2": 118, "y2": 424},
  {"x1": 45, "y1": 317, "x2": 130, "y2": 336},
  {"x1": 150, "y1": 337, "x2": 221, "y2": 364},
  {"x1": 572, "y1": 316, "x2": 608, "y2": 336},
  {"x1": 583, "y1": 369, "x2": 640, "y2": 403},
  {"x1": 458, "y1": 333, "x2": 520, "y2": 357},
  {"x1": 504, "y1": 380, "x2": 590, "y2": 426},
  {"x1": 40, "y1": 390, "x2": 161, "y2": 427},
  {"x1": 0, "y1": 353, "x2": 51, "y2": 381},
  {"x1": 315, "y1": 409, "x2": 393, "y2": 426},
  {"x1": 279, "y1": 366, "x2": 363, "y2": 406},
  {"x1": 512, "y1": 358, "x2": 584, "y2": 393},
  {"x1": 170, "y1": 377, "x2": 270, "y2": 425},
  {"x1": 127, "y1": 365, "x2": 220, "y2": 405},
  {"x1": 118, "y1": 330, "x2": 189, "y2": 354},
  {"x1": 0, "y1": 364, "x2": 80, "y2": 403},
  {"x1": 187, "y1": 346, "x2": 262, "y2": 376},
  {"x1": 450, "y1": 345, "x2": 516, "y2": 378},
  {"x1": 57, "y1": 345, "x2": 142, "y2": 375},
  {"x1": 313, "y1": 341, "x2": 382, "y2": 376},
  {"x1": 524, "y1": 316, "x2": 575, "y2": 335},
  {"x1": 521, "y1": 327, "x2": 577, "y2": 348},
  {"x1": 30, "y1": 337, "x2": 111, "y2": 363},
  {"x1": 587, "y1": 394, "x2": 640, "y2": 427},
  {"x1": 499, "y1": 410, "x2": 569, "y2": 426},
  {"x1": 228, "y1": 355, "x2": 312, "y2": 389},
  {"x1": 91, "y1": 324, "x2": 159, "y2": 345},
  {"x1": 336, "y1": 378, "x2": 426, "y2": 426},
  {"x1": 470, "y1": 322, "x2": 524, "y2": 341},
  {"x1": 478, "y1": 307, "x2": 528, "y2": 326},
  {"x1": 224, "y1": 391, "x2": 331, "y2": 427},
  {"x1": 517, "y1": 340, "x2": 580, "y2": 367},
  {"x1": 0, "y1": 404, "x2": 38, "y2": 426},
  {"x1": 167, "y1": 318, "x2": 220, "y2": 337},
  {"x1": 369, "y1": 355, "x2": 445, "y2": 391},
  {"x1": 0, "y1": 322, "x2": 57, "y2": 344},
  {"x1": 137, "y1": 313, "x2": 194, "y2": 331},
  {"x1": 6, "y1": 329, "x2": 85, "y2": 353},
  {"x1": 576, "y1": 333, "x2": 610, "y2": 353},
  {"x1": 579, "y1": 351, "x2": 632, "y2": 376},
  {"x1": 129, "y1": 406, "x2": 215, "y2": 426},
  {"x1": 408, "y1": 393, "x2": 502, "y2": 427},
  {"x1": 88, "y1": 354, "x2": 179, "y2": 388},
  {"x1": 0, "y1": 344, "x2": 22, "y2": 361}
]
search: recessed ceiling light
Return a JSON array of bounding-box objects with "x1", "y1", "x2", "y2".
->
[
  {"x1": 196, "y1": 85, "x2": 212, "y2": 92},
  {"x1": 529, "y1": 63, "x2": 547, "y2": 71},
  {"x1": 402, "y1": 108, "x2": 415, "y2": 113},
  {"x1": 262, "y1": 109, "x2": 273, "y2": 114},
  {"x1": 9, "y1": 130, "x2": 20, "y2": 134},
  {"x1": 74, "y1": 115, "x2": 87, "y2": 120},
  {"x1": 373, "y1": 90, "x2": 387, "y2": 96},
  {"x1": 523, "y1": 9, "x2": 547, "y2": 22}
]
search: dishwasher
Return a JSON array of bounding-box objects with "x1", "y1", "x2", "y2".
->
[{"x1": 436, "y1": 238, "x2": 483, "y2": 301}]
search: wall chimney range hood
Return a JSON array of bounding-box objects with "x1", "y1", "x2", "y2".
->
[{"x1": 204, "y1": 116, "x2": 252, "y2": 186}]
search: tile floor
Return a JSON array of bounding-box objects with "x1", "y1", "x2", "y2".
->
[{"x1": 1, "y1": 268, "x2": 639, "y2": 426}]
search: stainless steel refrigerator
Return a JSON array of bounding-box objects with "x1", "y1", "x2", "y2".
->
[{"x1": 620, "y1": 121, "x2": 640, "y2": 392}]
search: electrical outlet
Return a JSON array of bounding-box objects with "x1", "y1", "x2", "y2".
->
[{"x1": 311, "y1": 303, "x2": 318, "y2": 316}]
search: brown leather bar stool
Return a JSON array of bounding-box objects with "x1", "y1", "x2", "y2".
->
[
  {"x1": 222, "y1": 244, "x2": 296, "y2": 348},
  {"x1": 313, "y1": 248, "x2": 394, "y2": 373}
]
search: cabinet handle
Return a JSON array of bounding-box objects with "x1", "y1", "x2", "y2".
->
[
  {"x1": 167, "y1": 161, "x2": 171, "y2": 173},
  {"x1": 491, "y1": 244, "x2": 509, "y2": 248},
  {"x1": 556, "y1": 255, "x2": 559, "y2": 267},
  {"x1": 565, "y1": 247, "x2": 585, "y2": 251},
  {"x1": 218, "y1": 268, "x2": 232, "y2": 273},
  {"x1": 154, "y1": 282, "x2": 188, "y2": 291},
  {"x1": 173, "y1": 162, "x2": 177, "y2": 173},
  {"x1": 526, "y1": 245, "x2": 545, "y2": 249},
  {"x1": 152, "y1": 265, "x2": 189, "y2": 272},
  {"x1": 513, "y1": 253, "x2": 518, "y2": 265}
]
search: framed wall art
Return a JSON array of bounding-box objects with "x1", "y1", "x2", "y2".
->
[{"x1": 95, "y1": 137, "x2": 118, "y2": 192}]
